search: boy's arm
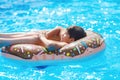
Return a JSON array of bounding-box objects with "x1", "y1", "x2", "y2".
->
[
  {"x1": 46, "y1": 26, "x2": 63, "y2": 39},
  {"x1": 39, "y1": 34, "x2": 67, "y2": 50}
]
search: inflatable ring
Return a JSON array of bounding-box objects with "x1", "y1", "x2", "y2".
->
[{"x1": 1, "y1": 30, "x2": 105, "y2": 61}]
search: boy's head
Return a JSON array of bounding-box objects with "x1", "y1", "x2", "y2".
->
[{"x1": 61, "y1": 26, "x2": 86, "y2": 43}]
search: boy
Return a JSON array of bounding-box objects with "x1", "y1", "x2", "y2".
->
[{"x1": 0, "y1": 26, "x2": 86, "y2": 50}]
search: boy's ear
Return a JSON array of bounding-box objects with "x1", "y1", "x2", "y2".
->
[{"x1": 70, "y1": 38, "x2": 75, "y2": 42}]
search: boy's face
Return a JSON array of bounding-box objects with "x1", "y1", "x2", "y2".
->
[{"x1": 60, "y1": 30, "x2": 74, "y2": 43}]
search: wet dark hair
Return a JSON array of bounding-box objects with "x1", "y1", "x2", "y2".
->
[{"x1": 67, "y1": 26, "x2": 86, "y2": 41}]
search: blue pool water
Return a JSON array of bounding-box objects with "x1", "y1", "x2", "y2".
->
[{"x1": 0, "y1": 0, "x2": 120, "y2": 80}]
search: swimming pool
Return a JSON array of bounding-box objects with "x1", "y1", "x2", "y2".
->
[{"x1": 0, "y1": 0, "x2": 120, "y2": 80}]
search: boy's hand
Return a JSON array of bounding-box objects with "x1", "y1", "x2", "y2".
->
[{"x1": 39, "y1": 32, "x2": 46, "y2": 40}]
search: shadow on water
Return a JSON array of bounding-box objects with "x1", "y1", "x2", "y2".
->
[{"x1": 35, "y1": 65, "x2": 49, "y2": 69}]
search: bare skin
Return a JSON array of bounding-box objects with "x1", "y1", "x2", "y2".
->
[{"x1": 0, "y1": 27, "x2": 75, "y2": 48}]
